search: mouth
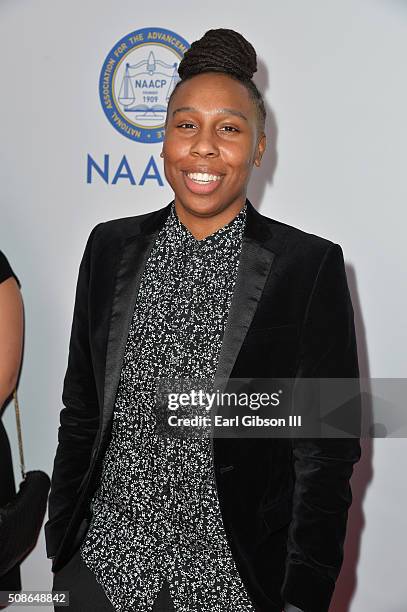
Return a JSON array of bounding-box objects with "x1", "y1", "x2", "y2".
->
[{"x1": 182, "y1": 171, "x2": 224, "y2": 195}]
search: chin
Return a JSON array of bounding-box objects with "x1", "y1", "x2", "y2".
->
[{"x1": 176, "y1": 194, "x2": 224, "y2": 217}]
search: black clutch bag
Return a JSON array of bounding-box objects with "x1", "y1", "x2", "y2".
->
[{"x1": 0, "y1": 390, "x2": 50, "y2": 577}]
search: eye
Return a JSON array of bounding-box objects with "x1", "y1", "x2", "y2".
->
[
  {"x1": 219, "y1": 125, "x2": 240, "y2": 133},
  {"x1": 177, "y1": 122, "x2": 196, "y2": 129}
]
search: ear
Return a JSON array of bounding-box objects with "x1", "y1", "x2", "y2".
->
[{"x1": 254, "y1": 133, "x2": 266, "y2": 167}]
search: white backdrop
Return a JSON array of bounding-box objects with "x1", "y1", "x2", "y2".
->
[{"x1": 1, "y1": 1, "x2": 406, "y2": 610}]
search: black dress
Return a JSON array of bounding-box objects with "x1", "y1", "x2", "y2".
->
[{"x1": 0, "y1": 250, "x2": 22, "y2": 593}]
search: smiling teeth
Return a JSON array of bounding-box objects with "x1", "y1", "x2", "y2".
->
[{"x1": 186, "y1": 172, "x2": 221, "y2": 183}]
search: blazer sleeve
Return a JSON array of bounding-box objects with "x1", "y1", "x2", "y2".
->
[
  {"x1": 281, "y1": 243, "x2": 362, "y2": 612},
  {"x1": 44, "y1": 223, "x2": 103, "y2": 559}
]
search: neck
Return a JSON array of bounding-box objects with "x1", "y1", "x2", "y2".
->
[{"x1": 174, "y1": 197, "x2": 246, "y2": 241}]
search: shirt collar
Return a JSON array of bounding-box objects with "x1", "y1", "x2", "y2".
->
[{"x1": 165, "y1": 201, "x2": 247, "y2": 253}]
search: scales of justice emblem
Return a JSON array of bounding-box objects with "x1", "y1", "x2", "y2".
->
[
  {"x1": 116, "y1": 49, "x2": 180, "y2": 126},
  {"x1": 100, "y1": 28, "x2": 190, "y2": 142}
]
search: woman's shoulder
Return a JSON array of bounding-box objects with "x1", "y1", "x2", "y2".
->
[{"x1": 90, "y1": 203, "x2": 172, "y2": 247}]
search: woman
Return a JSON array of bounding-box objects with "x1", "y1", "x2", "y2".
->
[
  {"x1": 0, "y1": 251, "x2": 24, "y2": 594},
  {"x1": 47, "y1": 29, "x2": 361, "y2": 612}
]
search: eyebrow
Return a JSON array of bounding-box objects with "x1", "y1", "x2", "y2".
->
[{"x1": 172, "y1": 106, "x2": 248, "y2": 121}]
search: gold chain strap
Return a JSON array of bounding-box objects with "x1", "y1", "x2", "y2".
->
[{"x1": 13, "y1": 389, "x2": 26, "y2": 480}]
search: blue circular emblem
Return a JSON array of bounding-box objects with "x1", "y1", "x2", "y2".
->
[{"x1": 99, "y1": 27, "x2": 190, "y2": 143}]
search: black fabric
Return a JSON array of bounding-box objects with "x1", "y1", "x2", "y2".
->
[
  {"x1": 53, "y1": 549, "x2": 176, "y2": 612},
  {"x1": 0, "y1": 251, "x2": 20, "y2": 287},
  {"x1": 53, "y1": 548, "x2": 114, "y2": 611},
  {"x1": 152, "y1": 581, "x2": 176, "y2": 612},
  {"x1": 0, "y1": 421, "x2": 21, "y2": 594},
  {"x1": 0, "y1": 470, "x2": 50, "y2": 576},
  {"x1": 45, "y1": 200, "x2": 361, "y2": 612},
  {"x1": 0, "y1": 251, "x2": 21, "y2": 593}
]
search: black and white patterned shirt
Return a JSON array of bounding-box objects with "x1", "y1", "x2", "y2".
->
[{"x1": 80, "y1": 200, "x2": 256, "y2": 612}]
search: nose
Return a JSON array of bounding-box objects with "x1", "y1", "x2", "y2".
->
[{"x1": 190, "y1": 125, "x2": 219, "y2": 158}]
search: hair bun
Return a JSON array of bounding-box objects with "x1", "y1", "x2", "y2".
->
[{"x1": 178, "y1": 28, "x2": 258, "y2": 82}]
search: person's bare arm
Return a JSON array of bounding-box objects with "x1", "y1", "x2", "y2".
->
[{"x1": 0, "y1": 276, "x2": 24, "y2": 407}]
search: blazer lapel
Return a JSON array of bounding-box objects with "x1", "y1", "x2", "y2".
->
[
  {"x1": 100, "y1": 202, "x2": 173, "y2": 445},
  {"x1": 213, "y1": 200, "x2": 277, "y2": 392}
]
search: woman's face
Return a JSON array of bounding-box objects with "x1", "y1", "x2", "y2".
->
[{"x1": 162, "y1": 72, "x2": 266, "y2": 219}]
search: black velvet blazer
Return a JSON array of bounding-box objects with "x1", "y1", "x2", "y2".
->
[{"x1": 45, "y1": 199, "x2": 361, "y2": 612}]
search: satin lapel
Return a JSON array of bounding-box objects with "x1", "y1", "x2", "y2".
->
[
  {"x1": 100, "y1": 204, "x2": 172, "y2": 445},
  {"x1": 213, "y1": 202, "x2": 277, "y2": 392}
]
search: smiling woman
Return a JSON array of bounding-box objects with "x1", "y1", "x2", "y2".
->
[
  {"x1": 161, "y1": 28, "x2": 266, "y2": 240},
  {"x1": 47, "y1": 27, "x2": 360, "y2": 612}
]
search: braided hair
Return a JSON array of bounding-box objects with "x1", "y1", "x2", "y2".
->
[{"x1": 167, "y1": 28, "x2": 266, "y2": 132}]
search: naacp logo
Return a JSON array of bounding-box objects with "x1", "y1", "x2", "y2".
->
[{"x1": 99, "y1": 27, "x2": 190, "y2": 143}]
